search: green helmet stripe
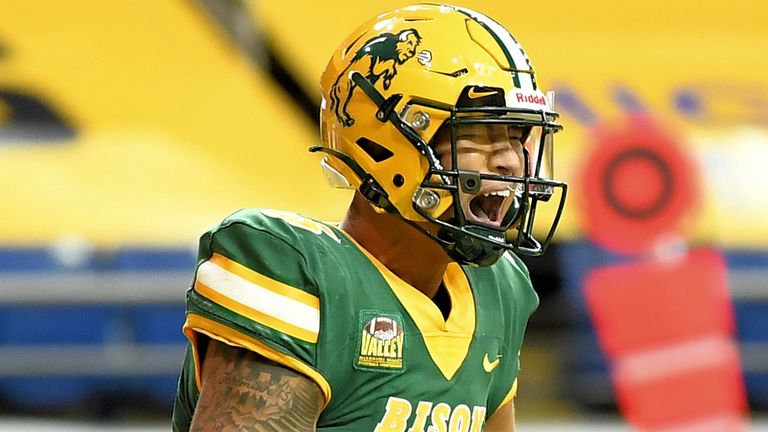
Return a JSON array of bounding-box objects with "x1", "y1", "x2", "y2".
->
[{"x1": 451, "y1": 6, "x2": 537, "y2": 91}]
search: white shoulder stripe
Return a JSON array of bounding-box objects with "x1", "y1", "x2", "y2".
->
[
  {"x1": 196, "y1": 260, "x2": 320, "y2": 334},
  {"x1": 454, "y1": 6, "x2": 535, "y2": 91}
]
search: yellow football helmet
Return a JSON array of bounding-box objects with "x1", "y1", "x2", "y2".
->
[{"x1": 312, "y1": 3, "x2": 567, "y2": 265}]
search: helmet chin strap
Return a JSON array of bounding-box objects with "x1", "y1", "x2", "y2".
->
[{"x1": 437, "y1": 225, "x2": 507, "y2": 267}]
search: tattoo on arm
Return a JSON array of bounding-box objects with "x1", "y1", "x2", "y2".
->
[{"x1": 190, "y1": 340, "x2": 323, "y2": 431}]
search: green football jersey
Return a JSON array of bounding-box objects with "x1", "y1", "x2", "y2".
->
[{"x1": 172, "y1": 208, "x2": 539, "y2": 432}]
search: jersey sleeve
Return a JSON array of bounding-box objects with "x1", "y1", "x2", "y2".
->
[{"x1": 182, "y1": 210, "x2": 331, "y2": 404}]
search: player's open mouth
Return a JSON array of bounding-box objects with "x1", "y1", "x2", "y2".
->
[{"x1": 468, "y1": 188, "x2": 512, "y2": 228}]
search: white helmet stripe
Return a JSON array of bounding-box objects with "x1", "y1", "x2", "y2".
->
[{"x1": 452, "y1": 6, "x2": 536, "y2": 91}]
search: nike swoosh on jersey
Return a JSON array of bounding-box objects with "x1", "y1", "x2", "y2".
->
[
  {"x1": 468, "y1": 88, "x2": 498, "y2": 99},
  {"x1": 483, "y1": 353, "x2": 501, "y2": 372}
]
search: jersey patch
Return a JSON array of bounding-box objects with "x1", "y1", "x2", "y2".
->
[{"x1": 355, "y1": 311, "x2": 406, "y2": 373}]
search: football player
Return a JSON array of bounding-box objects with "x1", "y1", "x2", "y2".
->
[{"x1": 173, "y1": 4, "x2": 566, "y2": 431}]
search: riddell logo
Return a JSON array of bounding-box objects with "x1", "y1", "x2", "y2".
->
[{"x1": 515, "y1": 92, "x2": 548, "y2": 106}]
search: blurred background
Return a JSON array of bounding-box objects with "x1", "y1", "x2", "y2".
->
[{"x1": 0, "y1": 0, "x2": 766, "y2": 430}]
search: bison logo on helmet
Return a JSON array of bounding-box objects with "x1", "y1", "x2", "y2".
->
[{"x1": 330, "y1": 29, "x2": 422, "y2": 127}]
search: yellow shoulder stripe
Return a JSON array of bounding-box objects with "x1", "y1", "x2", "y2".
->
[
  {"x1": 195, "y1": 279, "x2": 319, "y2": 343},
  {"x1": 194, "y1": 252, "x2": 320, "y2": 342}
]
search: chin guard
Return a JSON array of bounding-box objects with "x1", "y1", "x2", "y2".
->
[{"x1": 438, "y1": 225, "x2": 507, "y2": 267}]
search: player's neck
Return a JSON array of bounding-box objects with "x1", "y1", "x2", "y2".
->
[{"x1": 340, "y1": 193, "x2": 451, "y2": 299}]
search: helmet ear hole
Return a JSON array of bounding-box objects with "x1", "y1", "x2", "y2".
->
[{"x1": 356, "y1": 137, "x2": 394, "y2": 162}]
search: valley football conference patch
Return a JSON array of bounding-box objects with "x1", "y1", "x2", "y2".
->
[{"x1": 355, "y1": 312, "x2": 405, "y2": 372}]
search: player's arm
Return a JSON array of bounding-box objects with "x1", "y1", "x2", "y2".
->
[
  {"x1": 484, "y1": 399, "x2": 516, "y2": 432},
  {"x1": 189, "y1": 339, "x2": 324, "y2": 431}
]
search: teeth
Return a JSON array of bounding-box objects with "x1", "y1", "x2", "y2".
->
[{"x1": 482, "y1": 189, "x2": 511, "y2": 198}]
